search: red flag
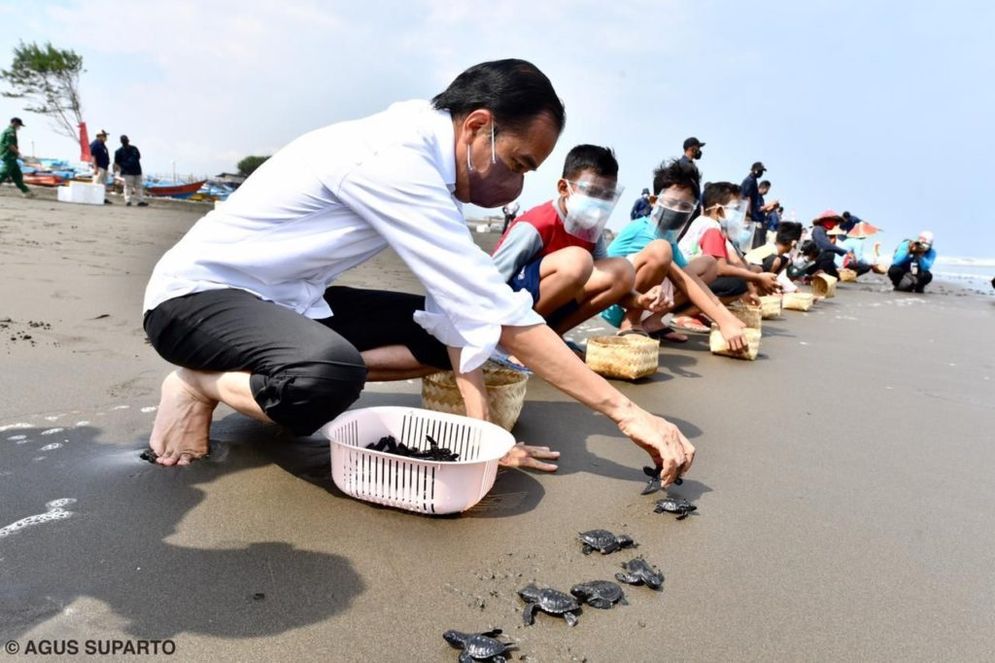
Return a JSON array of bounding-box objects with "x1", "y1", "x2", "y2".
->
[{"x1": 79, "y1": 122, "x2": 91, "y2": 162}]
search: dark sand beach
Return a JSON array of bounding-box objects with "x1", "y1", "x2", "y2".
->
[{"x1": 2, "y1": 188, "x2": 994, "y2": 661}]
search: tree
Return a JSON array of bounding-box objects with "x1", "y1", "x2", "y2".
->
[
  {"x1": 0, "y1": 41, "x2": 85, "y2": 142},
  {"x1": 237, "y1": 155, "x2": 270, "y2": 177}
]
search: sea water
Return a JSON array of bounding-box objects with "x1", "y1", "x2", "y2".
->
[{"x1": 931, "y1": 257, "x2": 995, "y2": 293}]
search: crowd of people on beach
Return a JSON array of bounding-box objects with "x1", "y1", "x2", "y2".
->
[{"x1": 4, "y1": 60, "x2": 946, "y2": 489}]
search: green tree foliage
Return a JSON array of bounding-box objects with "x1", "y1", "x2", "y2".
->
[
  {"x1": 237, "y1": 155, "x2": 270, "y2": 177},
  {"x1": 0, "y1": 41, "x2": 85, "y2": 142}
]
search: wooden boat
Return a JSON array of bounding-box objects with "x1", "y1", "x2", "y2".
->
[
  {"x1": 145, "y1": 180, "x2": 206, "y2": 199},
  {"x1": 23, "y1": 174, "x2": 64, "y2": 187}
]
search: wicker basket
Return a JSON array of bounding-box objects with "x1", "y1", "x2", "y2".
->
[
  {"x1": 838, "y1": 268, "x2": 858, "y2": 282},
  {"x1": 586, "y1": 335, "x2": 660, "y2": 380},
  {"x1": 783, "y1": 292, "x2": 815, "y2": 311},
  {"x1": 421, "y1": 362, "x2": 528, "y2": 431},
  {"x1": 727, "y1": 302, "x2": 763, "y2": 330},
  {"x1": 759, "y1": 295, "x2": 782, "y2": 319},
  {"x1": 811, "y1": 273, "x2": 838, "y2": 298},
  {"x1": 709, "y1": 326, "x2": 762, "y2": 361}
]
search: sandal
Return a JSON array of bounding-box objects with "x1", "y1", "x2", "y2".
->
[
  {"x1": 669, "y1": 315, "x2": 711, "y2": 335},
  {"x1": 616, "y1": 328, "x2": 650, "y2": 337},
  {"x1": 648, "y1": 328, "x2": 688, "y2": 343}
]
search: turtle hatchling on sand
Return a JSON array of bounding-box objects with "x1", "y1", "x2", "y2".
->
[
  {"x1": 654, "y1": 496, "x2": 697, "y2": 520},
  {"x1": 641, "y1": 465, "x2": 682, "y2": 494},
  {"x1": 570, "y1": 580, "x2": 628, "y2": 609},
  {"x1": 615, "y1": 557, "x2": 664, "y2": 590},
  {"x1": 443, "y1": 629, "x2": 515, "y2": 662},
  {"x1": 518, "y1": 583, "x2": 582, "y2": 627},
  {"x1": 577, "y1": 529, "x2": 637, "y2": 555}
]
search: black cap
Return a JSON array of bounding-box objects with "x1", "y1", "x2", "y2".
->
[
  {"x1": 10, "y1": 117, "x2": 24, "y2": 127},
  {"x1": 752, "y1": 161, "x2": 766, "y2": 173},
  {"x1": 683, "y1": 137, "x2": 705, "y2": 150},
  {"x1": 641, "y1": 187, "x2": 650, "y2": 195}
]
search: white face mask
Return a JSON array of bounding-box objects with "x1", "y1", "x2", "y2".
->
[
  {"x1": 561, "y1": 179, "x2": 623, "y2": 242},
  {"x1": 564, "y1": 192, "x2": 614, "y2": 241}
]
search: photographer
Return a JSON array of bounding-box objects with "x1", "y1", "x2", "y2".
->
[{"x1": 888, "y1": 231, "x2": 936, "y2": 292}]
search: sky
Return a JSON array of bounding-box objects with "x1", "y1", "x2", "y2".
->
[{"x1": 1, "y1": 0, "x2": 993, "y2": 258}]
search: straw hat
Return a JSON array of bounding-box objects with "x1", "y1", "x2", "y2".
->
[{"x1": 812, "y1": 209, "x2": 843, "y2": 227}]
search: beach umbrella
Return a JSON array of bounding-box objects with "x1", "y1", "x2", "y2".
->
[{"x1": 848, "y1": 221, "x2": 881, "y2": 238}]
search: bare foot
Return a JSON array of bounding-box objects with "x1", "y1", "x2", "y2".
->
[{"x1": 149, "y1": 370, "x2": 218, "y2": 466}]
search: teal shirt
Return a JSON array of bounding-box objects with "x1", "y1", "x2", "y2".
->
[
  {"x1": 601, "y1": 216, "x2": 687, "y2": 327},
  {"x1": 607, "y1": 215, "x2": 687, "y2": 268}
]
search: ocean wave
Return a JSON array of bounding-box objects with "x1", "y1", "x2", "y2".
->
[{"x1": 933, "y1": 256, "x2": 995, "y2": 267}]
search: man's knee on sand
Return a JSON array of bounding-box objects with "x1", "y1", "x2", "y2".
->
[{"x1": 252, "y1": 338, "x2": 368, "y2": 436}]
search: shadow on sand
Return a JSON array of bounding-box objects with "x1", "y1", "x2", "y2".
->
[{"x1": 0, "y1": 422, "x2": 364, "y2": 641}]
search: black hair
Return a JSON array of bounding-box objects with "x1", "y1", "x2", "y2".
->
[
  {"x1": 842, "y1": 211, "x2": 851, "y2": 219},
  {"x1": 562, "y1": 144, "x2": 618, "y2": 180},
  {"x1": 702, "y1": 181, "x2": 742, "y2": 209},
  {"x1": 652, "y1": 158, "x2": 700, "y2": 200},
  {"x1": 776, "y1": 221, "x2": 803, "y2": 245},
  {"x1": 799, "y1": 239, "x2": 819, "y2": 257},
  {"x1": 432, "y1": 59, "x2": 565, "y2": 135},
  {"x1": 759, "y1": 179, "x2": 771, "y2": 189}
]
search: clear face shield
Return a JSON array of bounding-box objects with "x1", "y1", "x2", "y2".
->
[
  {"x1": 562, "y1": 178, "x2": 624, "y2": 242},
  {"x1": 717, "y1": 198, "x2": 751, "y2": 250},
  {"x1": 650, "y1": 194, "x2": 697, "y2": 241}
]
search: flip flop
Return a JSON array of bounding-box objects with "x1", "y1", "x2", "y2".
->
[
  {"x1": 648, "y1": 328, "x2": 688, "y2": 343},
  {"x1": 616, "y1": 328, "x2": 650, "y2": 337},
  {"x1": 669, "y1": 315, "x2": 711, "y2": 335}
]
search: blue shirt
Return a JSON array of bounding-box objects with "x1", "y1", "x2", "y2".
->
[
  {"x1": 630, "y1": 196, "x2": 653, "y2": 220},
  {"x1": 892, "y1": 240, "x2": 936, "y2": 271},
  {"x1": 741, "y1": 174, "x2": 765, "y2": 223},
  {"x1": 90, "y1": 139, "x2": 110, "y2": 168}
]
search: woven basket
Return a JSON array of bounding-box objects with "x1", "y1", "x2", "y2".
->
[
  {"x1": 727, "y1": 302, "x2": 763, "y2": 330},
  {"x1": 586, "y1": 335, "x2": 660, "y2": 380},
  {"x1": 838, "y1": 268, "x2": 858, "y2": 283},
  {"x1": 759, "y1": 295, "x2": 782, "y2": 319},
  {"x1": 709, "y1": 326, "x2": 762, "y2": 361},
  {"x1": 811, "y1": 273, "x2": 838, "y2": 298},
  {"x1": 783, "y1": 292, "x2": 815, "y2": 311},
  {"x1": 421, "y1": 362, "x2": 528, "y2": 431}
]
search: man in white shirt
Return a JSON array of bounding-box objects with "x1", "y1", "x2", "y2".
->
[{"x1": 143, "y1": 59, "x2": 695, "y2": 487}]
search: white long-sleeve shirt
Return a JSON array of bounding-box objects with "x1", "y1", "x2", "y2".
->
[{"x1": 143, "y1": 100, "x2": 541, "y2": 372}]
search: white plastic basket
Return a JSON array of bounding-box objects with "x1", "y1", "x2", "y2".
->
[{"x1": 320, "y1": 407, "x2": 516, "y2": 515}]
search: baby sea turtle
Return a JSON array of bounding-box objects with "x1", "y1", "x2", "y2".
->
[
  {"x1": 577, "y1": 529, "x2": 636, "y2": 555},
  {"x1": 653, "y1": 496, "x2": 697, "y2": 520},
  {"x1": 570, "y1": 580, "x2": 628, "y2": 609},
  {"x1": 615, "y1": 557, "x2": 664, "y2": 590},
  {"x1": 443, "y1": 628, "x2": 514, "y2": 662},
  {"x1": 518, "y1": 583, "x2": 581, "y2": 627},
  {"x1": 641, "y1": 465, "x2": 682, "y2": 495}
]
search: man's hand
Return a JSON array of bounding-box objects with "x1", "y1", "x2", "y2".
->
[
  {"x1": 616, "y1": 409, "x2": 695, "y2": 487},
  {"x1": 499, "y1": 443, "x2": 560, "y2": 472}
]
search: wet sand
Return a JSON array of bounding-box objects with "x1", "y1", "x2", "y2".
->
[{"x1": 2, "y1": 187, "x2": 994, "y2": 661}]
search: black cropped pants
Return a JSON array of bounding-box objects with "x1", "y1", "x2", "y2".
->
[{"x1": 144, "y1": 286, "x2": 449, "y2": 435}]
